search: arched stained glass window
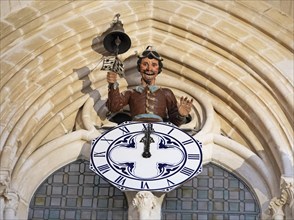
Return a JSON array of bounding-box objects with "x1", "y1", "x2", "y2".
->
[{"x1": 29, "y1": 161, "x2": 260, "y2": 220}]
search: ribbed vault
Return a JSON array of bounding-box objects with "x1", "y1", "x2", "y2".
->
[{"x1": 0, "y1": 0, "x2": 293, "y2": 218}]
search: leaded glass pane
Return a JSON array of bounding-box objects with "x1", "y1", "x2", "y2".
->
[
  {"x1": 162, "y1": 164, "x2": 260, "y2": 219},
  {"x1": 28, "y1": 160, "x2": 128, "y2": 220}
]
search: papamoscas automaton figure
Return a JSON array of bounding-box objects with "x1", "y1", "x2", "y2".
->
[{"x1": 90, "y1": 46, "x2": 202, "y2": 192}]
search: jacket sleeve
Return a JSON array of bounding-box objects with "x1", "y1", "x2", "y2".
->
[
  {"x1": 164, "y1": 88, "x2": 186, "y2": 126},
  {"x1": 106, "y1": 84, "x2": 130, "y2": 113}
]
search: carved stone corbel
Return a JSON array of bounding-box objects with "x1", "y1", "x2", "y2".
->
[
  {"x1": 269, "y1": 176, "x2": 294, "y2": 220},
  {"x1": 0, "y1": 170, "x2": 10, "y2": 220},
  {"x1": 3, "y1": 191, "x2": 19, "y2": 220},
  {"x1": 269, "y1": 197, "x2": 285, "y2": 220},
  {"x1": 0, "y1": 170, "x2": 10, "y2": 196},
  {"x1": 0, "y1": 170, "x2": 19, "y2": 220},
  {"x1": 280, "y1": 176, "x2": 294, "y2": 208},
  {"x1": 125, "y1": 191, "x2": 166, "y2": 220}
]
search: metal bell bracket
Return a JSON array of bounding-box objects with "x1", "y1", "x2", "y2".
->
[{"x1": 100, "y1": 14, "x2": 131, "y2": 78}]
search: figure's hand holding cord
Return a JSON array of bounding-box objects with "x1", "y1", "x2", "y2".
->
[{"x1": 107, "y1": 71, "x2": 118, "y2": 84}]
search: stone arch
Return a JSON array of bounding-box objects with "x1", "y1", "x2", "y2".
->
[{"x1": 0, "y1": 1, "x2": 293, "y2": 219}]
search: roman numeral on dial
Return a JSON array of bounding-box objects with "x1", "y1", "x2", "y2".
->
[
  {"x1": 97, "y1": 164, "x2": 110, "y2": 174},
  {"x1": 180, "y1": 167, "x2": 194, "y2": 176},
  {"x1": 167, "y1": 179, "x2": 175, "y2": 186},
  {"x1": 100, "y1": 137, "x2": 113, "y2": 144},
  {"x1": 119, "y1": 126, "x2": 130, "y2": 134},
  {"x1": 94, "y1": 151, "x2": 106, "y2": 157},
  {"x1": 114, "y1": 175, "x2": 127, "y2": 185},
  {"x1": 182, "y1": 139, "x2": 194, "y2": 145},
  {"x1": 188, "y1": 154, "x2": 200, "y2": 160},
  {"x1": 140, "y1": 181, "x2": 150, "y2": 189}
]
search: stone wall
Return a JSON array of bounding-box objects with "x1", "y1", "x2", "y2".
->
[{"x1": 0, "y1": 1, "x2": 293, "y2": 219}]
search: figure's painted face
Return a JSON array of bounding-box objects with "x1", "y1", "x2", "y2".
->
[{"x1": 139, "y1": 57, "x2": 159, "y2": 85}]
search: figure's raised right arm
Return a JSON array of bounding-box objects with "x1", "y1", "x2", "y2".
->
[{"x1": 106, "y1": 72, "x2": 129, "y2": 113}]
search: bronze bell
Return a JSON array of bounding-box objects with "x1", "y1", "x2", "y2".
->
[{"x1": 103, "y1": 14, "x2": 131, "y2": 55}]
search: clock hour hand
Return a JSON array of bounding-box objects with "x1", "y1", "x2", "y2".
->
[{"x1": 140, "y1": 123, "x2": 154, "y2": 158}]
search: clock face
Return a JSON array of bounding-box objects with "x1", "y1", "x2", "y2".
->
[{"x1": 90, "y1": 122, "x2": 202, "y2": 192}]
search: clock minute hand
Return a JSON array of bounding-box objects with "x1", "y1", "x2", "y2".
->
[{"x1": 140, "y1": 123, "x2": 154, "y2": 158}]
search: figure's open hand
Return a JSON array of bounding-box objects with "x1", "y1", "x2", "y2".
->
[
  {"x1": 178, "y1": 97, "x2": 193, "y2": 117},
  {"x1": 107, "y1": 71, "x2": 117, "y2": 84}
]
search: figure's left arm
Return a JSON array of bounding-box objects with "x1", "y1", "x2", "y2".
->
[
  {"x1": 178, "y1": 96, "x2": 193, "y2": 117},
  {"x1": 165, "y1": 89, "x2": 192, "y2": 126}
]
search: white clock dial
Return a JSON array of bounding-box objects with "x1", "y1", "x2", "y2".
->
[{"x1": 90, "y1": 122, "x2": 202, "y2": 192}]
